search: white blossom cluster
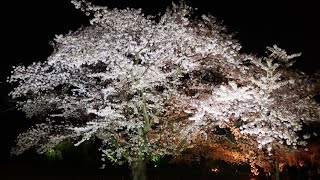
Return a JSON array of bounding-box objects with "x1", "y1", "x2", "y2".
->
[
  {"x1": 9, "y1": 0, "x2": 240, "y2": 163},
  {"x1": 8, "y1": 0, "x2": 320, "y2": 170},
  {"x1": 190, "y1": 45, "x2": 320, "y2": 152},
  {"x1": 12, "y1": 121, "x2": 74, "y2": 155}
]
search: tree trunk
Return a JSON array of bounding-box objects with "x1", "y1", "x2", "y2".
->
[
  {"x1": 131, "y1": 158, "x2": 147, "y2": 180},
  {"x1": 275, "y1": 157, "x2": 280, "y2": 180}
]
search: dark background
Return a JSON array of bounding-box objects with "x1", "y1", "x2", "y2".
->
[{"x1": 1, "y1": 0, "x2": 319, "y2": 179}]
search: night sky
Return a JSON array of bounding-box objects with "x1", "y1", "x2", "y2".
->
[{"x1": 1, "y1": 0, "x2": 319, "y2": 169}]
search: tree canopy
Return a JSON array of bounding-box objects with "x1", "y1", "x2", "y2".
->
[{"x1": 8, "y1": 0, "x2": 320, "y2": 178}]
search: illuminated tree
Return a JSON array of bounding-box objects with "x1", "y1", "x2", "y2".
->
[{"x1": 8, "y1": 0, "x2": 320, "y2": 179}]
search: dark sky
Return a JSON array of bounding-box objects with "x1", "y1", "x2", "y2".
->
[
  {"x1": 2, "y1": 0, "x2": 319, "y2": 77},
  {"x1": 1, "y1": 0, "x2": 319, "y2": 160}
]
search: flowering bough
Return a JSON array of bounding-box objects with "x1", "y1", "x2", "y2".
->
[{"x1": 8, "y1": 0, "x2": 320, "y2": 178}]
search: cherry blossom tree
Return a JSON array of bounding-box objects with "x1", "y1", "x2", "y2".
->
[{"x1": 8, "y1": 0, "x2": 320, "y2": 179}]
